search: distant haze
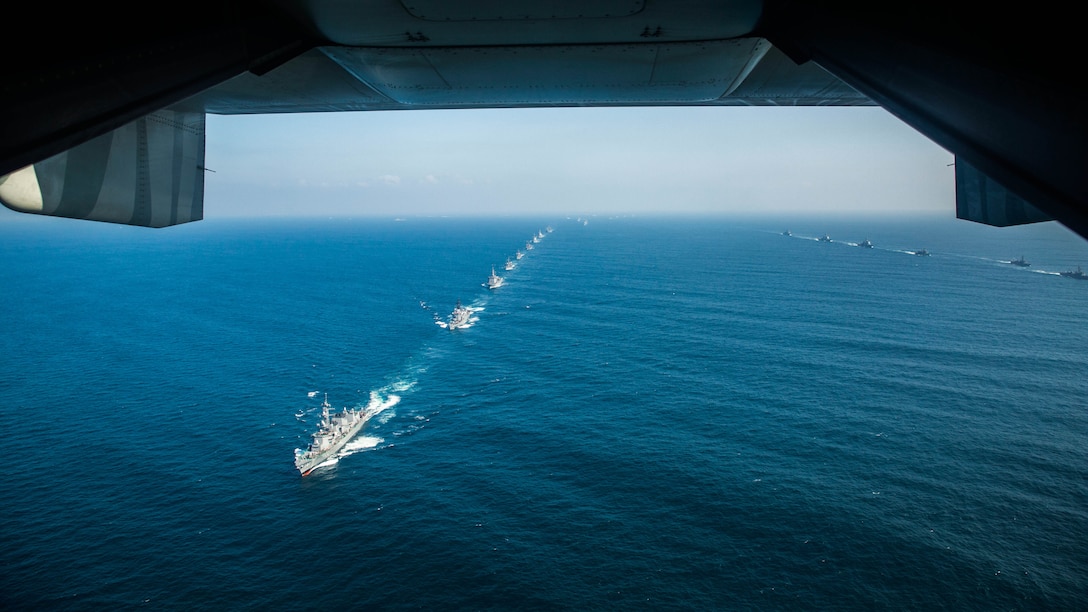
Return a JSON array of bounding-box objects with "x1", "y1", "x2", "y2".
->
[{"x1": 203, "y1": 106, "x2": 954, "y2": 219}]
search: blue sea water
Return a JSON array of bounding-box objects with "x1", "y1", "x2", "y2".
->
[{"x1": 1, "y1": 215, "x2": 1087, "y2": 610}]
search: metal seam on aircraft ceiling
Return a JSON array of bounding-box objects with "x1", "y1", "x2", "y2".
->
[
  {"x1": 322, "y1": 40, "x2": 763, "y2": 105},
  {"x1": 399, "y1": 0, "x2": 646, "y2": 21}
]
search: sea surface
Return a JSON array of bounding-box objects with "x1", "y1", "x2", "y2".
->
[{"x1": 1, "y1": 215, "x2": 1087, "y2": 610}]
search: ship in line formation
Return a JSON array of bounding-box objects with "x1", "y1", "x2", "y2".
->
[
  {"x1": 294, "y1": 226, "x2": 558, "y2": 474},
  {"x1": 1059, "y1": 266, "x2": 1088, "y2": 280},
  {"x1": 784, "y1": 231, "x2": 1085, "y2": 278},
  {"x1": 800, "y1": 231, "x2": 929, "y2": 255},
  {"x1": 448, "y1": 226, "x2": 553, "y2": 329},
  {"x1": 294, "y1": 394, "x2": 369, "y2": 476}
]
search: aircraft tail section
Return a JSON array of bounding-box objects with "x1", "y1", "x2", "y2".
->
[
  {"x1": 0, "y1": 109, "x2": 205, "y2": 228},
  {"x1": 955, "y1": 157, "x2": 1051, "y2": 227}
]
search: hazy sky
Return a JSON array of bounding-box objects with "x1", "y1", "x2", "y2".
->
[{"x1": 204, "y1": 106, "x2": 954, "y2": 219}]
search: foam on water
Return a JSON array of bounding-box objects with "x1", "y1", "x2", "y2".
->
[
  {"x1": 360, "y1": 391, "x2": 400, "y2": 418},
  {"x1": 340, "y1": 435, "x2": 384, "y2": 454}
]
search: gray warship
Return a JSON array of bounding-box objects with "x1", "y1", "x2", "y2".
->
[
  {"x1": 448, "y1": 300, "x2": 471, "y2": 330},
  {"x1": 294, "y1": 394, "x2": 368, "y2": 476}
]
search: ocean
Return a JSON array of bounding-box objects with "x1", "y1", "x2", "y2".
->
[{"x1": 1, "y1": 215, "x2": 1086, "y2": 610}]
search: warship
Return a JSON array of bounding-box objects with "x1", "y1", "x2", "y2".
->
[
  {"x1": 485, "y1": 266, "x2": 504, "y2": 289},
  {"x1": 294, "y1": 394, "x2": 368, "y2": 476},
  {"x1": 448, "y1": 300, "x2": 471, "y2": 330},
  {"x1": 1060, "y1": 266, "x2": 1087, "y2": 280}
]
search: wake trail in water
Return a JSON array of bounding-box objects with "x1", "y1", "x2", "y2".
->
[
  {"x1": 334, "y1": 391, "x2": 402, "y2": 461},
  {"x1": 297, "y1": 223, "x2": 562, "y2": 470}
]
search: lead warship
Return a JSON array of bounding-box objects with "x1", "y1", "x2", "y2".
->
[
  {"x1": 448, "y1": 299, "x2": 471, "y2": 330},
  {"x1": 294, "y1": 394, "x2": 369, "y2": 476}
]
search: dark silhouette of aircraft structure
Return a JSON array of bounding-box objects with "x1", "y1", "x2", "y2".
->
[{"x1": 0, "y1": 1, "x2": 1082, "y2": 236}]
